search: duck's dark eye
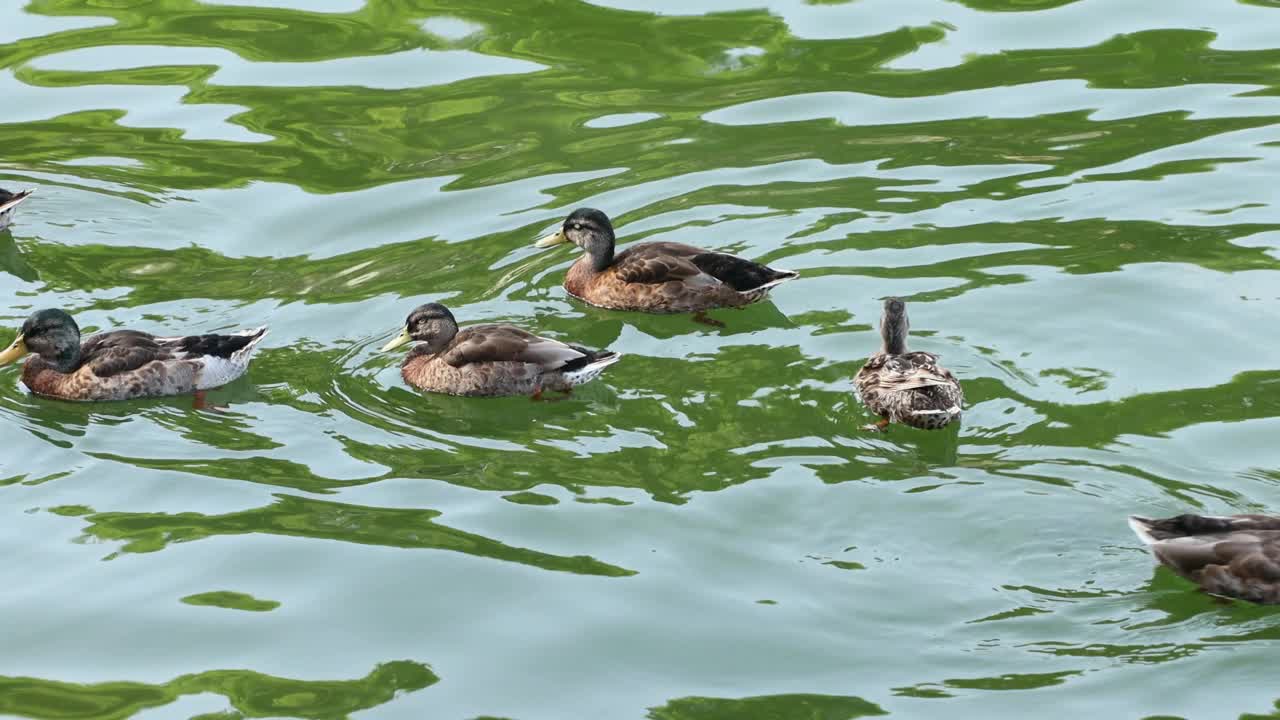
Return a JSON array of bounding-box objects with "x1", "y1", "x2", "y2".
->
[{"x1": 572, "y1": 223, "x2": 581, "y2": 230}]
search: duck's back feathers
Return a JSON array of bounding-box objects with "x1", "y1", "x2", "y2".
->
[
  {"x1": 442, "y1": 325, "x2": 592, "y2": 370},
  {"x1": 567, "y1": 241, "x2": 797, "y2": 312},
  {"x1": 1129, "y1": 513, "x2": 1280, "y2": 604},
  {"x1": 855, "y1": 351, "x2": 963, "y2": 430},
  {"x1": 403, "y1": 324, "x2": 619, "y2": 397},
  {"x1": 611, "y1": 242, "x2": 707, "y2": 285}
]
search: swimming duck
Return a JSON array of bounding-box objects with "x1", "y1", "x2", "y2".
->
[
  {"x1": 1129, "y1": 514, "x2": 1280, "y2": 604},
  {"x1": 380, "y1": 303, "x2": 620, "y2": 398},
  {"x1": 0, "y1": 187, "x2": 35, "y2": 231},
  {"x1": 534, "y1": 208, "x2": 798, "y2": 325},
  {"x1": 0, "y1": 309, "x2": 267, "y2": 401},
  {"x1": 854, "y1": 298, "x2": 963, "y2": 431}
]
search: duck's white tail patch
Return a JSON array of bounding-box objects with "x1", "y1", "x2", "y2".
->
[
  {"x1": 195, "y1": 326, "x2": 269, "y2": 390},
  {"x1": 911, "y1": 405, "x2": 962, "y2": 416},
  {"x1": 563, "y1": 352, "x2": 622, "y2": 385},
  {"x1": 749, "y1": 270, "x2": 800, "y2": 294},
  {"x1": 1127, "y1": 516, "x2": 1158, "y2": 547}
]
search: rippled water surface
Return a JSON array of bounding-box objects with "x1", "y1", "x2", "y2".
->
[{"x1": 4, "y1": 1, "x2": 1280, "y2": 718}]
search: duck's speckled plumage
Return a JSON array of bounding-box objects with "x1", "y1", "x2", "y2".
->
[
  {"x1": 1, "y1": 309, "x2": 267, "y2": 402},
  {"x1": 854, "y1": 298, "x2": 963, "y2": 430},
  {"x1": 0, "y1": 187, "x2": 34, "y2": 232},
  {"x1": 384, "y1": 303, "x2": 620, "y2": 397},
  {"x1": 1129, "y1": 514, "x2": 1280, "y2": 604},
  {"x1": 540, "y1": 208, "x2": 797, "y2": 313}
]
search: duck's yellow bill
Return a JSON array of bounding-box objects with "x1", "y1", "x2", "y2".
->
[
  {"x1": 0, "y1": 334, "x2": 27, "y2": 366},
  {"x1": 534, "y1": 229, "x2": 568, "y2": 248},
  {"x1": 379, "y1": 327, "x2": 413, "y2": 353}
]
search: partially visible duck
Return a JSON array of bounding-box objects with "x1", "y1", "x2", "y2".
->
[
  {"x1": 1129, "y1": 513, "x2": 1280, "y2": 604},
  {"x1": 380, "y1": 303, "x2": 620, "y2": 398},
  {"x1": 0, "y1": 187, "x2": 35, "y2": 231},
  {"x1": 535, "y1": 208, "x2": 797, "y2": 325},
  {"x1": 0, "y1": 308, "x2": 267, "y2": 401},
  {"x1": 854, "y1": 298, "x2": 963, "y2": 431}
]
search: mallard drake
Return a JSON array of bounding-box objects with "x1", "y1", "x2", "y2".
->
[
  {"x1": 0, "y1": 187, "x2": 35, "y2": 231},
  {"x1": 0, "y1": 308, "x2": 267, "y2": 401},
  {"x1": 534, "y1": 208, "x2": 798, "y2": 324},
  {"x1": 380, "y1": 303, "x2": 620, "y2": 398},
  {"x1": 854, "y1": 298, "x2": 963, "y2": 431},
  {"x1": 1129, "y1": 514, "x2": 1280, "y2": 604}
]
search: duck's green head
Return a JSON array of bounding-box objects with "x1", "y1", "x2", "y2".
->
[
  {"x1": 879, "y1": 297, "x2": 910, "y2": 355},
  {"x1": 380, "y1": 303, "x2": 459, "y2": 354},
  {"x1": 535, "y1": 208, "x2": 616, "y2": 272},
  {"x1": 0, "y1": 308, "x2": 82, "y2": 372}
]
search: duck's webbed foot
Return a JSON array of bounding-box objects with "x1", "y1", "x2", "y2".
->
[
  {"x1": 531, "y1": 385, "x2": 572, "y2": 402},
  {"x1": 692, "y1": 310, "x2": 725, "y2": 328},
  {"x1": 861, "y1": 417, "x2": 891, "y2": 432},
  {"x1": 192, "y1": 390, "x2": 229, "y2": 412}
]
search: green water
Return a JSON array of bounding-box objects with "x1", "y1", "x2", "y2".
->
[{"x1": 3, "y1": 0, "x2": 1280, "y2": 718}]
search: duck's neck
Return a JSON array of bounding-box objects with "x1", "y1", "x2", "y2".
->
[
  {"x1": 45, "y1": 343, "x2": 81, "y2": 373},
  {"x1": 587, "y1": 245, "x2": 614, "y2": 273},
  {"x1": 582, "y1": 231, "x2": 616, "y2": 273},
  {"x1": 881, "y1": 327, "x2": 908, "y2": 356}
]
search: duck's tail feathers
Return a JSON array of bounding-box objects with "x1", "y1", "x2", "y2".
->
[
  {"x1": 191, "y1": 326, "x2": 268, "y2": 390},
  {"x1": 0, "y1": 188, "x2": 35, "y2": 213},
  {"x1": 232, "y1": 326, "x2": 269, "y2": 361},
  {"x1": 1127, "y1": 516, "x2": 1159, "y2": 547},
  {"x1": 561, "y1": 350, "x2": 621, "y2": 385},
  {"x1": 755, "y1": 269, "x2": 799, "y2": 292}
]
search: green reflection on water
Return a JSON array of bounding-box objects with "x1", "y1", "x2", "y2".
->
[
  {"x1": 649, "y1": 693, "x2": 888, "y2": 720},
  {"x1": 0, "y1": 660, "x2": 436, "y2": 720},
  {"x1": 53, "y1": 493, "x2": 635, "y2": 576},
  {"x1": 180, "y1": 590, "x2": 281, "y2": 612}
]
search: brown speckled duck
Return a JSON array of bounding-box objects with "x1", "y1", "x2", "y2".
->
[
  {"x1": 0, "y1": 308, "x2": 267, "y2": 401},
  {"x1": 854, "y1": 298, "x2": 963, "y2": 431},
  {"x1": 534, "y1": 208, "x2": 797, "y2": 325},
  {"x1": 1130, "y1": 514, "x2": 1280, "y2": 604},
  {"x1": 0, "y1": 187, "x2": 35, "y2": 231},
  {"x1": 380, "y1": 303, "x2": 620, "y2": 398}
]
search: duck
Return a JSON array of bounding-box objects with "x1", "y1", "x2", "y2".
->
[
  {"x1": 1129, "y1": 514, "x2": 1280, "y2": 604},
  {"x1": 534, "y1": 208, "x2": 798, "y2": 325},
  {"x1": 0, "y1": 187, "x2": 35, "y2": 231},
  {"x1": 853, "y1": 297, "x2": 963, "y2": 431},
  {"x1": 0, "y1": 308, "x2": 267, "y2": 401},
  {"x1": 380, "y1": 303, "x2": 621, "y2": 398}
]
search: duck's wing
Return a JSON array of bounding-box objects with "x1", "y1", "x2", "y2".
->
[
  {"x1": 874, "y1": 351, "x2": 958, "y2": 392},
  {"x1": 611, "y1": 242, "x2": 711, "y2": 285},
  {"x1": 81, "y1": 330, "x2": 173, "y2": 377},
  {"x1": 441, "y1": 325, "x2": 589, "y2": 371},
  {"x1": 82, "y1": 328, "x2": 267, "y2": 377}
]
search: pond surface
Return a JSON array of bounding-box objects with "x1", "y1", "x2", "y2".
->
[{"x1": 3, "y1": 1, "x2": 1280, "y2": 718}]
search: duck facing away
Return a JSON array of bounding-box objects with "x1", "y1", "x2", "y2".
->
[
  {"x1": 0, "y1": 308, "x2": 267, "y2": 401},
  {"x1": 380, "y1": 303, "x2": 620, "y2": 398},
  {"x1": 0, "y1": 187, "x2": 35, "y2": 231},
  {"x1": 854, "y1": 298, "x2": 963, "y2": 431},
  {"x1": 535, "y1": 208, "x2": 798, "y2": 325},
  {"x1": 1129, "y1": 514, "x2": 1280, "y2": 604}
]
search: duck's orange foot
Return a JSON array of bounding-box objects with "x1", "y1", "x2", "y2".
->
[
  {"x1": 530, "y1": 386, "x2": 572, "y2": 402},
  {"x1": 192, "y1": 390, "x2": 229, "y2": 412},
  {"x1": 861, "y1": 417, "x2": 891, "y2": 432}
]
